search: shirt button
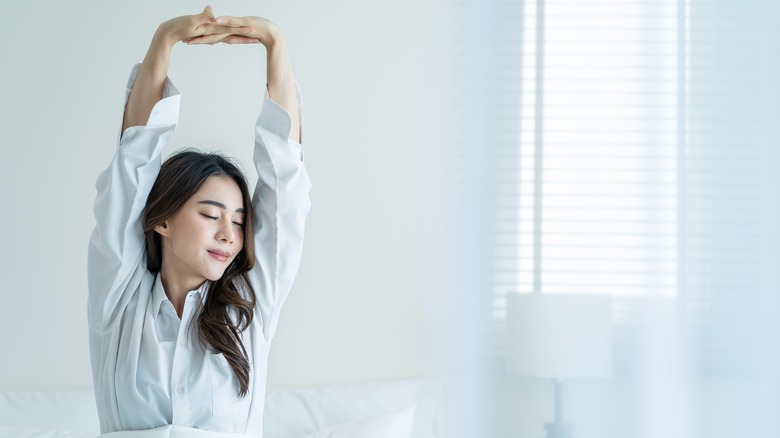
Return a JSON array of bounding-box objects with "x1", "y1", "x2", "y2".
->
[{"x1": 176, "y1": 386, "x2": 185, "y2": 395}]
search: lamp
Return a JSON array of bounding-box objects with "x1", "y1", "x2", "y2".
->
[{"x1": 505, "y1": 293, "x2": 613, "y2": 438}]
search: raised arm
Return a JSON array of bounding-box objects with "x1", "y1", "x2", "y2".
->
[
  {"x1": 188, "y1": 18, "x2": 309, "y2": 340},
  {"x1": 123, "y1": 6, "x2": 260, "y2": 136},
  {"x1": 186, "y1": 17, "x2": 301, "y2": 143},
  {"x1": 120, "y1": 25, "x2": 175, "y2": 136}
]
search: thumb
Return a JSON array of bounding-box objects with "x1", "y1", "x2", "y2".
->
[{"x1": 202, "y1": 5, "x2": 215, "y2": 21}]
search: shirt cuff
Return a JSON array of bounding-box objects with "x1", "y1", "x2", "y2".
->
[
  {"x1": 124, "y1": 63, "x2": 181, "y2": 129},
  {"x1": 256, "y1": 81, "x2": 304, "y2": 159}
]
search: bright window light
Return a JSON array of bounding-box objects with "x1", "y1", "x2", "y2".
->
[{"x1": 512, "y1": 0, "x2": 681, "y2": 297}]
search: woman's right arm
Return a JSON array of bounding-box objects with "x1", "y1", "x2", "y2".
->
[
  {"x1": 122, "y1": 6, "x2": 256, "y2": 135},
  {"x1": 120, "y1": 29, "x2": 176, "y2": 137}
]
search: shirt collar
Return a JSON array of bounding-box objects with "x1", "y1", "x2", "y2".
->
[
  {"x1": 198, "y1": 281, "x2": 211, "y2": 305},
  {"x1": 152, "y1": 274, "x2": 210, "y2": 318},
  {"x1": 152, "y1": 274, "x2": 169, "y2": 318}
]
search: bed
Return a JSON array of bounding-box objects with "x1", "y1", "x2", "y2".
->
[{"x1": 0, "y1": 377, "x2": 439, "y2": 438}]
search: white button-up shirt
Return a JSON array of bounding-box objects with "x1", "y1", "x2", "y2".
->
[{"x1": 87, "y1": 64, "x2": 311, "y2": 436}]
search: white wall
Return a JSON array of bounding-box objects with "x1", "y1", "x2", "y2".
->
[{"x1": 0, "y1": 0, "x2": 445, "y2": 390}]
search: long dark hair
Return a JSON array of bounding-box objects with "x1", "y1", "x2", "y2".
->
[{"x1": 143, "y1": 150, "x2": 256, "y2": 397}]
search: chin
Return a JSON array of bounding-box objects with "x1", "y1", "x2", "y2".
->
[{"x1": 205, "y1": 269, "x2": 228, "y2": 282}]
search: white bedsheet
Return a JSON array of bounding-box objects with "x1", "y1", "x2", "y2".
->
[
  {"x1": 0, "y1": 426, "x2": 253, "y2": 438},
  {"x1": 99, "y1": 425, "x2": 256, "y2": 438}
]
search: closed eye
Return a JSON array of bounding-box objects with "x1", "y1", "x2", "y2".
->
[{"x1": 201, "y1": 213, "x2": 218, "y2": 220}]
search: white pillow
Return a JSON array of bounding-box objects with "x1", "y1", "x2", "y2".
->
[
  {"x1": 0, "y1": 391, "x2": 99, "y2": 434},
  {"x1": 264, "y1": 377, "x2": 439, "y2": 438},
  {"x1": 302, "y1": 407, "x2": 415, "y2": 438}
]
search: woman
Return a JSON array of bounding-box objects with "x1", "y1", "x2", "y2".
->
[{"x1": 88, "y1": 6, "x2": 310, "y2": 437}]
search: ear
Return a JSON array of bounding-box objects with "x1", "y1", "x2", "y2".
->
[{"x1": 154, "y1": 221, "x2": 171, "y2": 238}]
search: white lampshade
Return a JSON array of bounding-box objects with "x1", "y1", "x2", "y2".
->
[{"x1": 505, "y1": 293, "x2": 613, "y2": 379}]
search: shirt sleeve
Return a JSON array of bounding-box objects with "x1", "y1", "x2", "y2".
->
[
  {"x1": 249, "y1": 81, "x2": 312, "y2": 342},
  {"x1": 87, "y1": 63, "x2": 181, "y2": 331}
]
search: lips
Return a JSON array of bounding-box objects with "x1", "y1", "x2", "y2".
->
[{"x1": 208, "y1": 250, "x2": 230, "y2": 262}]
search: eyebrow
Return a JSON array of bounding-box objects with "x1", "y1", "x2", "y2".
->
[{"x1": 197, "y1": 200, "x2": 245, "y2": 214}]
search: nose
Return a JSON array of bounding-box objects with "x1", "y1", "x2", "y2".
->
[{"x1": 216, "y1": 220, "x2": 235, "y2": 244}]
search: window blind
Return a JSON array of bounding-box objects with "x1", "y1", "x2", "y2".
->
[
  {"x1": 497, "y1": 0, "x2": 680, "y2": 296},
  {"x1": 495, "y1": 0, "x2": 780, "y2": 377},
  {"x1": 494, "y1": 0, "x2": 683, "y2": 373}
]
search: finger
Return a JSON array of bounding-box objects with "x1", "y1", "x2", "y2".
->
[
  {"x1": 187, "y1": 33, "x2": 230, "y2": 45},
  {"x1": 214, "y1": 16, "x2": 246, "y2": 27},
  {"x1": 222, "y1": 26, "x2": 255, "y2": 37},
  {"x1": 221, "y1": 35, "x2": 262, "y2": 45},
  {"x1": 201, "y1": 5, "x2": 215, "y2": 21},
  {"x1": 197, "y1": 23, "x2": 254, "y2": 36}
]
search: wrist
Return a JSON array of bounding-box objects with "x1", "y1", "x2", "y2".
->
[
  {"x1": 260, "y1": 22, "x2": 284, "y2": 48},
  {"x1": 142, "y1": 28, "x2": 174, "y2": 72},
  {"x1": 154, "y1": 23, "x2": 180, "y2": 49}
]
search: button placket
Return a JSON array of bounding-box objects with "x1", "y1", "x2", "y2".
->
[{"x1": 170, "y1": 294, "x2": 197, "y2": 424}]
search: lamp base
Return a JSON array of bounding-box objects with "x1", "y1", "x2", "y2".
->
[{"x1": 544, "y1": 421, "x2": 573, "y2": 438}]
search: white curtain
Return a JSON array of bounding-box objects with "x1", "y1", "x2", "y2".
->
[{"x1": 437, "y1": 0, "x2": 780, "y2": 436}]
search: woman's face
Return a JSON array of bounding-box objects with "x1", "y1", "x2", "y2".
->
[{"x1": 155, "y1": 175, "x2": 246, "y2": 285}]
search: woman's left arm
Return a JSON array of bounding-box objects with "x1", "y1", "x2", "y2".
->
[
  {"x1": 189, "y1": 18, "x2": 310, "y2": 340},
  {"x1": 186, "y1": 17, "x2": 300, "y2": 142}
]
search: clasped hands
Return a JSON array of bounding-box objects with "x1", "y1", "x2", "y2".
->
[{"x1": 159, "y1": 5, "x2": 280, "y2": 47}]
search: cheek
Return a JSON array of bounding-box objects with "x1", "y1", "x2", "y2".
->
[
  {"x1": 235, "y1": 228, "x2": 246, "y2": 247},
  {"x1": 232, "y1": 235, "x2": 246, "y2": 260},
  {"x1": 172, "y1": 211, "x2": 201, "y2": 231},
  {"x1": 171, "y1": 218, "x2": 213, "y2": 250}
]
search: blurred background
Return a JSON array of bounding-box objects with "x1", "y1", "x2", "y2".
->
[{"x1": 1, "y1": 1, "x2": 779, "y2": 437}]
